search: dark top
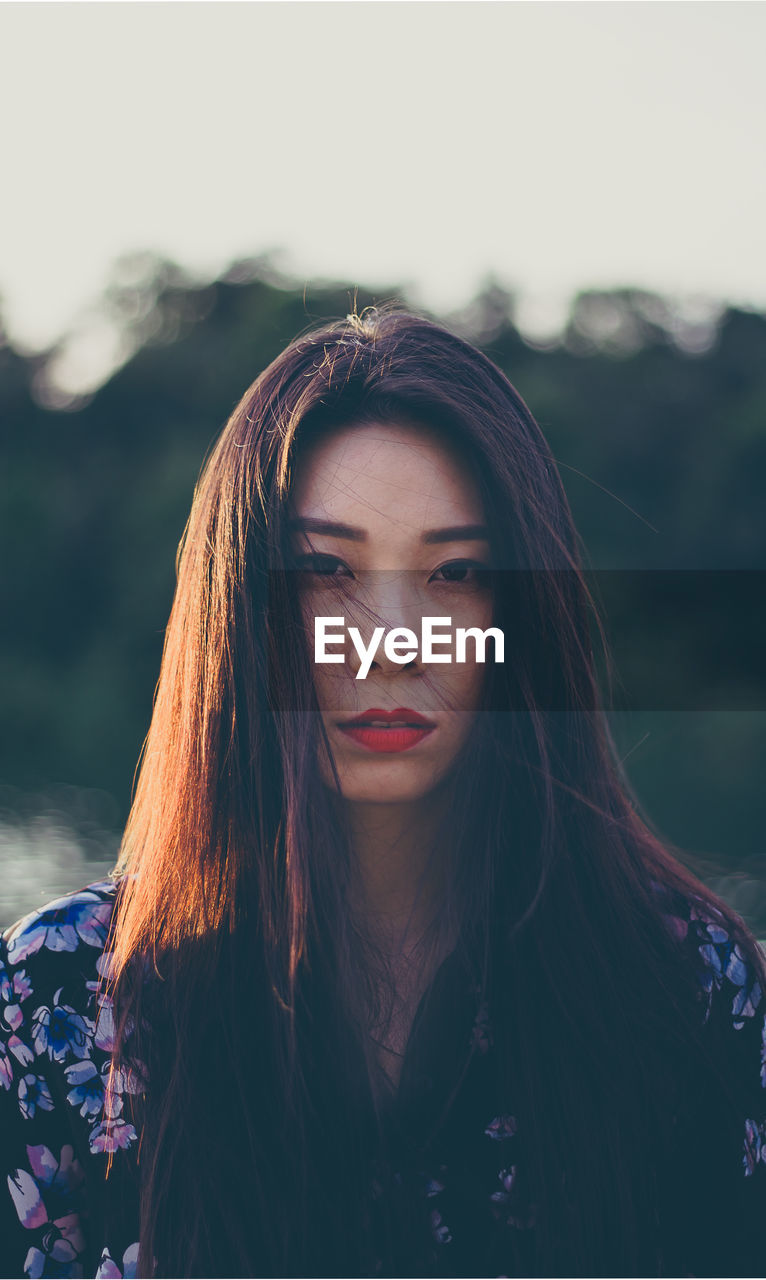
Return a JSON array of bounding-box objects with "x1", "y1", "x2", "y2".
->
[{"x1": 0, "y1": 878, "x2": 765, "y2": 1279}]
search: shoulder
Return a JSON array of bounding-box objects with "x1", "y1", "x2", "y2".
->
[
  {"x1": 0, "y1": 881, "x2": 131, "y2": 1277},
  {"x1": 651, "y1": 879, "x2": 766, "y2": 1188},
  {"x1": 652, "y1": 879, "x2": 764, "y2": 1031},
  {"x1": 651, "y1": 877, "x2": 764, "y2": 1029},
  {"x1": 1, "y1": 878, "x2": 142, "y2": 1156},
  {"x1": 2, "y1": 878, "x2": 120, "y2": 970},
  {"x1": 1, "y1": 879, "x2": 121, "y2": 1078}
]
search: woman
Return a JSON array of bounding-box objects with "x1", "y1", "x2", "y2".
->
[{"x1": 1, "y1": 306, "x2": 764, "y2": 1279}]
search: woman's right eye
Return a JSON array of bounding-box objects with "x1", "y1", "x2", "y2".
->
[{"x1": 294, "y1": 554, "x2": 353, "y2": 578}]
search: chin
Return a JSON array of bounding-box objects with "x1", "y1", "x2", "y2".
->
[
  {"x1": 346, "y1": 788, "x2": 435, "y2": 805},
  {"x1": 325, "y1": 765, "x2": 443, "y2": 805}
]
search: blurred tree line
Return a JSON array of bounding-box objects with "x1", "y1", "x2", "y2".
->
[{"x1": 1, "y1": 258, "x2": 764, "y2": 931}]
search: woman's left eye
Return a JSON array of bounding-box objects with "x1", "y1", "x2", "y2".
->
[
  {"x1": 294, "y1": 554, "x2": 352, "y2": 578},
  {"x1": 430, "y1": 560, "x2": 489, "y2": 585}
]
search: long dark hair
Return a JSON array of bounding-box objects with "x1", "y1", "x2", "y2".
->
[{"x1": 106, "y1": 305, "x2": 766, "y2": 1277}]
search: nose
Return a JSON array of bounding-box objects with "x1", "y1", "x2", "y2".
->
[{"x1": 345, "y1": 572, "x2": 423, "y2": 678}]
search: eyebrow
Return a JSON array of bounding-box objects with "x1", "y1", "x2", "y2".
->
[
  {"x1": 422, "y1": 524, "x2": 490, "y2": 544},
  {"x1": 287, "y1": 517, "x2": 490, "y2": 544}
]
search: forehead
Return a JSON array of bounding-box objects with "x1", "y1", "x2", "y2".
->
[{"x1": 290, "y1": 419, "x2": 485, "y2": 524}]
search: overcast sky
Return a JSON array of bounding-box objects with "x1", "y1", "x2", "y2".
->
[{"x1": 2, "y1": 1, "x2": 765, "y2": 391}]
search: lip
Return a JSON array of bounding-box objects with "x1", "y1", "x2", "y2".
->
[
  {"x1": 337, "y1": 707, "x2": 436, "y2": 754},
  {"x1": 339, "y1": 707, "x2": 437, "y2": 728}
]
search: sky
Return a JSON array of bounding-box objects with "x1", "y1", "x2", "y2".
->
[{"x1": 1, "y1": 0, "x2": 765, "y2": 393}]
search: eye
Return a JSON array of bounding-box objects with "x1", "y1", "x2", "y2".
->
[
  {"x1": 430, "y1": 559, "x2": 490, "y2": 585},
  {"x1": 294, "y1": 553, "x2": 353, "y2": 579}
]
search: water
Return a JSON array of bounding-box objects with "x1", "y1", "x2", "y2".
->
[
  {"x1": 1, "y1": 808, "x2": 763, "y2": 947},
  {"x1": 0, "y1": 814, "x2": 119, "y2": 931}
]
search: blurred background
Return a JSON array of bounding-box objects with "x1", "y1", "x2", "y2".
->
[{"x1": 1, "y1": 2, "x2": 764, "y2": 936}]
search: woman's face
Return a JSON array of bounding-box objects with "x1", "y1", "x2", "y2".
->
[{"x1": 288, "y1": 419, "x2": 494, "y2": 805}]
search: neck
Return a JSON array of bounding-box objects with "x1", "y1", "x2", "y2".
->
[{"x1": 333, "y1": 788, "x2": 451, "y2": 954}]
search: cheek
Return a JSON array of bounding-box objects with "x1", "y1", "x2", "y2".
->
[
  {"x1": 308, "y1": 657, "x2": 356, "y2": 716},
  {"x1": 444, "y1": 600, "x2": 495, "y2": 708},
  {"x1": 300, "y1": 593, "x2": 346, "y2": 704}
]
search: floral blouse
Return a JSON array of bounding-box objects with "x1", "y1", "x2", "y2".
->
[{"x1": 1, "y1": 878, "x2": 765, "y2": 1279}]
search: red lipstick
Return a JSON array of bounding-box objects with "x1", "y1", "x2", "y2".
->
[{"x1": 338, "y1": 707, "x2": 436, "y2": 754}]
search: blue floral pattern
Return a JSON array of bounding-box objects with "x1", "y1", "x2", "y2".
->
[
  {"x1": 7, "y1": 1141, "x2": 86, "y2": 1277},
  {"x1": 6, "y1": 891, "x2": 114, "y2": 967},
  {"x1": 95, "y1": 1243, "x2": 139, "y2": 1279},
  {"x1": 484, "y1": 1114, "x2": 518, "y2": 1142},
  {"x1": 18, "y1": 1074, "x2": 55, "y2": 1122},
  {"x1": 31, "y1": 994, "x2": 95, "y2": 1065},
  {"x1": 0, "y1": 878, "x2": 764, "y2": 1276}
]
